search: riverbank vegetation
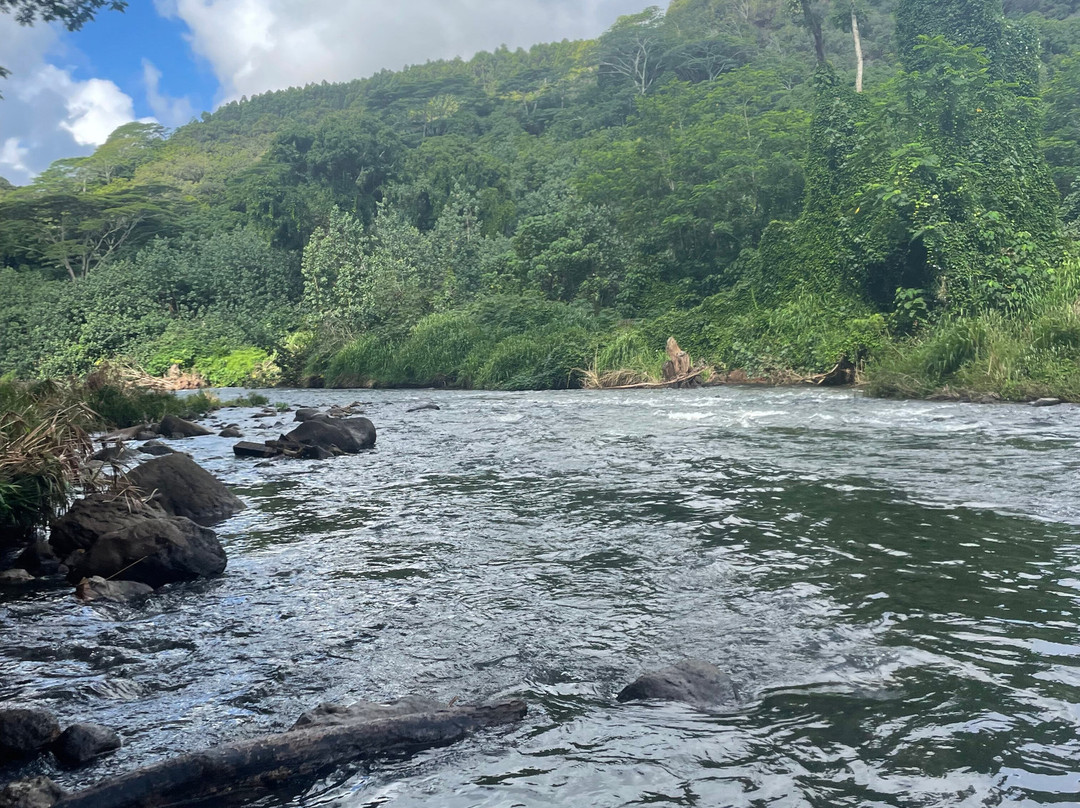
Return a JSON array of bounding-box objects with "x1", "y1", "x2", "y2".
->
[
  {"x1": 0, "y1": 370, "x2": 254, "y2": 541},
  {"x1": 1, "y1": 0, "x2": 1079, "y2": 399}
]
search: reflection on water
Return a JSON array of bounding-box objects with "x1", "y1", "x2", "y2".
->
[{"x1": 2, "y1": 388, "x2": 1080, "y2": 806}]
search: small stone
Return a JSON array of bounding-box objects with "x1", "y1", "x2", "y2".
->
[
  {"x1": 75, "y1": 576, "x2": 154, "y2": 602},
  {"x1": 0, "y1": 777, "x2": 65, "y2": 808},
  {"x1": 218, "y1": 426, "x2": 243, "y2": 438},
  {"x1": 406, "y1": 402, "x2": 440, "y2": 413},
  {"x1": 52, "y1": 723, "x2": 122, "y2": 766},
  {"x1": 138, "y1": 440, "x2": 175, "y2": 456},
  {"x1": 0, "y1": 569, "x2": 34, "y2": 585},
  {"x1": 1031, "y1": 397, "x2": 1063, "y2": 407}
]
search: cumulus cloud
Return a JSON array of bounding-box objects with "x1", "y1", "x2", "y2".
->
[
  {"x1": 0, "y1": 15, "x2": 139, "y2": 183},
  {"x1": 159, "y1": 0, "x2": 650, "y2": 100},
  {"x1": 143, "y1": 59, "x2": 197, "y2": 127}
]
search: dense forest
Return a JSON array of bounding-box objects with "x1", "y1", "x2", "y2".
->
[{"x1": 2, "y1": 0, "x2": 1079, "y2": 398}]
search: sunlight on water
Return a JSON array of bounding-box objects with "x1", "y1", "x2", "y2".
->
[{"x1": 2, "y1": 387, "x2": 1080, "y2": 806}]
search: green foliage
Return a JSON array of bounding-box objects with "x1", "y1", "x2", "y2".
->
[{"x1": 195, "y1": 348, "x2": 281, "y2": 388}]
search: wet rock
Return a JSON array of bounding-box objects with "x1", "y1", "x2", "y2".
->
[
  {"x1": 137, "y1": 440, "x2": 175, "y2": 456},
  {"x1": 99, "y1": 424, "x2": 151, "y2": 443},
  {"x1": 69, "y1": 516, "x2": 226, "y2": 589},
  {"x1": 0, "y1": 569, "x2": 33, "y2": 585},
  {"x1": 293, "y1": 408, "x2": 321, "y2": 422},
  {"x1": 283, "y1": 416, "x2": 376, "y2": 455},
  {"x1": 233, "y1": 441, "x2": 279, "y2": 459},
  {"x1": 1031, "y1": 397, "x2": 1063, "y2": 407},
  {"x1": 406, "y1": 402, "x2": 441, "y2": 413},
  {"x1": 292, "y1": 697, "x2": 441, "y2": 730},
  {"x1": 156, "y1": 414, "x2": 212, "y2": 439},
  {"x1": 50, "y1": 495, "x2": 163, "y2": 557},
  {"x1": 14, "y1": 539, "x2": 63, "y2": 577},
  {"x1": 0, "y1": 777, "x2": 64, "y2": 808},
  {"x1": 52, "y1": 723, "x2": 122, "y2": 766},
  {"x1": 218, "y1": 426, "x2": 243, "y2": 439},
  {"x1": 134, "y1": 430, "x2": 159, "y2": 442},
  {"x1": 90, "y1": 445, "x2": 134, "y2": 463},
  {"x1": 127, "y1": 453, "x2": 245, "y2": 524},
  {"x1": 0, "y1": 706, "x2": 61, "y2": 762},
  {"x1": 616, "y1": 659, "x2": 735, "y2": 708},
  {"x1": 75, "y1": 576, "x2": 154, "y2": 603}
]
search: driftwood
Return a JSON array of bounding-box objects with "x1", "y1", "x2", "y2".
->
[
  {"x1": 606, "y1": 367, "x2": 707, "y2": 390},
  {"x1": 52, "y1": 700, "x2": 526, "y2": 808},
  {"x1": 806, "y1": 356, "x2": 856, "y2": 387}
]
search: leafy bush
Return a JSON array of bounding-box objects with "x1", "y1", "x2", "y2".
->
[{"x1": 195, "y1": 348, "x2": 281, "y2": 388}]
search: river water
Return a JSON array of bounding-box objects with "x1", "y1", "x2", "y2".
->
[{"x1": 3, "y1": 387, "x2": 1080, "y2": 807}]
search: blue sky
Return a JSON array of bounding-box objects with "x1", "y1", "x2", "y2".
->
[{"x1": 0, "y1": 0, "x2": 650, "y2": 185}]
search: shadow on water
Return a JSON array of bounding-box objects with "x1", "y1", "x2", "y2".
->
[{"x1": 3, "y1": 388, "x2": 1080, "y2": 806}]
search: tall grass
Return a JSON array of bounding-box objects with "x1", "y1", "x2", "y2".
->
[{"x1": 868, "y1": 256, "x2": 1080, "y2": 400}]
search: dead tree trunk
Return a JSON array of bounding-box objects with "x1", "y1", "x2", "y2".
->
[
  {"x1": 851, "y1": 2, "x2": 864, "y2": 92},
  {"x1": 53, "y1": 701, "x2": 527, "y2": 808}
]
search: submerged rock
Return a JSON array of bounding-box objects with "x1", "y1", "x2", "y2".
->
[
  {"x1": 0, "y1": 777, "x2": 64, "y2": 808},
  {"x1": 137, "y1": 440, "x2": 175, "y2": 456},
  {"x1": 75, "y1": 576, "x2": 154, "y2": 603},
  {"x1": 406, "y1": 402, "x2": 440, "y2": 413},
  {"x1": 291, "y1": 697, "x2": 441, "y2": 730},
  {"x1": 52, "y1": 723, "x2": 122, "y2": 766},
  {"x1": 127, "y1": 453, "x2": 245, "y2": 525},
  {"x1": 0, "y1": 706, "x2": 61, "y2": 762},
  {"x1": 69, "y1": 516, "x2": 226, "y2": 589},
  {"x1": 616, "y1": 659, "x2": 735, "y2": 708}
]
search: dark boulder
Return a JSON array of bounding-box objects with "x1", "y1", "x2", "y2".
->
[
  {"x1": 233, "y1": 441, "x2": 279, "y2": 459},
  {"x1": 218, "y1": 426, "x2": 243, "y2": 439},
  {"x1": 293, "y1": 408, "x2": 321, "y2": 422},
  {"x1": 0, "y1": 777, "x2": 64, "y2": 808},
  {"x1": 52, "y1": 723, "x2": 122, "y2": 767},
  {"x1": 50, "y1": 495, "x2": 162, "y2": 558},
  {"x1": 0, "y1": 706, "x2": 61, "y2": 762},
  {"x1": 68, "y1": 516, "x2": 226, "y2": 589},
  {"x1": 283, "y1": 416, "x2": 376, "y2": 454},
  {"x1": 127, "y1": 453, "x2": 244, "y2": 525},
  {"x1": 156, "y1": 415, "x2": 212, "y2": 439},
  {"x1": 138, "y1": 440, "x2": 175, "y2": 457},
  {"x1": 75, "y1": 576, "x2": 154, "y2": 603},
  {"x1": 616, "y1": 659, "x2": 735, "y2": 708}
]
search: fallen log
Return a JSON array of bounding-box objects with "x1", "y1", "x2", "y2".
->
[
  {"x1": 52, "y1": 700, "x2": 527, "y2": 808},
  {"x1": 605, "y1": 366, "x2": 707, "y2": 390}
]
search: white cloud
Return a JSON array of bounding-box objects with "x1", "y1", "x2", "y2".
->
[
  {"x1": 162, "y1": 0, "x2": 651, "y2": 101},
  {"x1": 143, "y1": 59, "x2": 196, "y2": 127},
  {"x1": 0, "y1": 16, "x2": 140, "y2": 183},
  {"x1": 0, "y1": 137, "x2": 30, "y2": 175}
]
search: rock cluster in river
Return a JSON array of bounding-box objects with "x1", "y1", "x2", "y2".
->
[
  {"x1": 234, "y1": 410, "x2": 376, "y2": 460},
  {"x1": 0, "y1": 705, "x2": 119, "y2": 768}
]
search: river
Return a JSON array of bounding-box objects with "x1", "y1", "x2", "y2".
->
[{"x1": 3, "y1": 387, "x2": 1080, "y2": 807}]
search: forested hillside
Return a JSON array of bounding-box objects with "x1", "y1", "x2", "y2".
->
[{"x1": 2, "y1": 0, "x2": 1079, "y2": 397}]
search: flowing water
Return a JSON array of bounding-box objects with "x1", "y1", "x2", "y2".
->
[{"x1": 3, "y1": 387, "x2": 1080, "y2": 807}]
